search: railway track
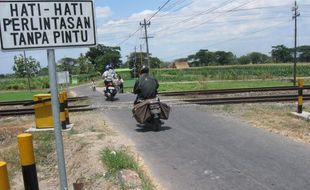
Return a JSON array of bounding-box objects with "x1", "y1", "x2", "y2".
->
[
  {"x1": 160, "y1": 85, "x2": 310, "y2": 96},
  {"x1": 0, "y1": 96, "x2": 89, "y2": 106},
  {"x1": 183, "y1": 94, "x2": 310, "y2": 105},
  {"x1": 0, "y1": 96, "x2": 92, "y2": 116},
  {"x1": 0, "y1": 107, "x2": 97, "y2": 116}
]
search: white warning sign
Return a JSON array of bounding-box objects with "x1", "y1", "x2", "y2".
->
[{"x1": 0, "y1": 0, "x2": 96, "y2": 50}]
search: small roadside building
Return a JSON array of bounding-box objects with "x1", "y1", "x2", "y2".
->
[{"x1": 172, "y1": 61, "x2": 190, "y2": 69}]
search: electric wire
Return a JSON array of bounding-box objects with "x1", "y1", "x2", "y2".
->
[
  {"x1": 116, "y1": 0, "x2": 172, "y2": 46},
  {"x1": 163, "y1": 19, "x2": 291, "y2": 60},
  {"x1": 152, "y1": 0, "x2": 238, "y2": 35},
  {"x1": 156, "y1": 0, "x2": 255, "y2": 37}
]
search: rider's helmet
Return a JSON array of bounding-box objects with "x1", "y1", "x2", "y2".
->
[
  {"x1": 140, "y1": 65, "x2": 149, "y2": 74},
  {"x1": 105, "y1": 64, "x2": 110, "y2": 71},
  {"x1": 105, "y1": 64, "x2": 113, "y2": 71}
]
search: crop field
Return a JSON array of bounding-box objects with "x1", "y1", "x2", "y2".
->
[
  {"x1": 152, "y1": 63, "x2": 310, "y2": 82},
  {"x1": 1, "y1": 63, "x2": 310, "y2": 101}
]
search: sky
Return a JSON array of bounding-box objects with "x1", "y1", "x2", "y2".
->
[{"x1": 0, "y1": 0, "x2": 310, "y2": 74}]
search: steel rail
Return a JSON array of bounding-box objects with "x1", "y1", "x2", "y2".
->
[
  {"x1": 0, "y1": 107, "x2": 96, "y2": 116},
  {"x1": 0, "y1": 96, "x2": 89, "y2": 106},
  {"x1": 184, "y1": 94, "x2": 310, "y2": 105},
  {"x1": 184, "y1": 94, "x2": 310, "y2": 102},
  {"x1": 0, "y1": 105, "x2": 90, "y2": 113}
]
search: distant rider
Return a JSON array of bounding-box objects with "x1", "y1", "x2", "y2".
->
[
  {"x1": 102, "y1": 64, "x2": 116, "y2": 86},
  {"x1": 133, "y1": 65, "x2": 159, "y2": 104}
]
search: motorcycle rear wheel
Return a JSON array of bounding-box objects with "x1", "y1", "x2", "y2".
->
[{"x1": 153, "y1": 118, "x2": 162, "y2": 131}]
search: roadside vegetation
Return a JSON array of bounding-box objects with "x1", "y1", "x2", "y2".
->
[{"x1": 101, "y1": 148, "x2": 154, "y2": 190}]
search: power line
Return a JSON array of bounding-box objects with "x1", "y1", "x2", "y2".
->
[
  {"x1": 151, "y1": 4, "x2": 290, "y2": 21},
  {"x1": 152, "y1": 0, "x2": 237, "y2": 35},
  {"x1": 162, "y1": 19, "x2": 291, "y2": 60},
  {"x1": 116, "y1": 0, "x2": 172, "y2": 46},
  {"x1": 117, "y1": 27, "x2": 142, "y2": 46},
  {"x1": 156, "y1": 0, "x2": 254, "y2": 37},
  {"x1": 147, "y1": 0, "x2": 172, "y2": 22},
  {"x1": 161, "y1": 0, "x2": 192, "y2": 12}
]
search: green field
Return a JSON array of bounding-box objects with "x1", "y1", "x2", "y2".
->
[
  {"x1": 1, "y1": 63, "x2": 310, "y2": 101},
  {"x1": 0, "y1": 90, "x2": 48, "y2": 102},
  {"x1": 122, "y1": 79, "x2": 303, "y2": 92}
]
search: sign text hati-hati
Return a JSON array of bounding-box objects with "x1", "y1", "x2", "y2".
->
[{"x1": 2, "y1": 2, "x2": 93, "y2": 47}]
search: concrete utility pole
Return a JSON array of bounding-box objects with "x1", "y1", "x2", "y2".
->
[
  {"x1": 134, "y1": 46, "x2": 137, "y2": 78},
  {"x1": 140, "y1": 44, "x2": 143, "y2": 66},
  {"x1": 23, "y1": 51, "x2": 31, "y2": 92},
  {"x1": 292, "y1": 0, "x2": 300, "y2": 86},
  {"x1": 140, "y1": 19, "x2": 153, "y2": 67}
]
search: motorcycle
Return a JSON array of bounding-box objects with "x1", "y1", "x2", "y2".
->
[
  {"x1": 103, "y1": 79, "x2": 118, "y2": 101},
  {"x1": 148, "y1": 99, "x2": 162, "y2": 131},
  {"x1": 91, "y1": 82, "x2": 96, "y2": 91},
  {"x1": 133, "y1": 98, "x2": 163, "y2": 131}
]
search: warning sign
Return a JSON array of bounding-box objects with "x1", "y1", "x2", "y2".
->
[{"x1": 0, "y1": 0, "x2": 96, "y2": 50}]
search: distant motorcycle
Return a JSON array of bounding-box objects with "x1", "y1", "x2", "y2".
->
[
  {"x1": 91, "y1": 83, "x2": 96, "y2": 91},
  {"x1": 103, "y1": 79, "x2": 117, "y2": 101}
]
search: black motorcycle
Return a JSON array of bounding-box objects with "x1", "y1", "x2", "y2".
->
[
  {"x1": 133, "y1": 98, "x2": 163, "y2": 131},
  {"x1": 148, "y1": 100, "x2": 162, "y2": 131},
  {"x1": 104, "y1": 80, "x2": 117, "y2": 101}
]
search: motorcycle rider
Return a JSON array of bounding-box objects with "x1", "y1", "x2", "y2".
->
[
  {"x1": 102, "y1": 64, "x2": 116, "y2": 86},
  {"x1": 133, "y1": 65, "x2": 159, "y2": 104}
]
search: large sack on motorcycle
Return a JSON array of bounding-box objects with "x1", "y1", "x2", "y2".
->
[
  {"x1": 159, "y1": 102, "x2": 171, "y2": 120},
  {"x1": 132, "y1": 101, "x2": 151, "y2": 124}
]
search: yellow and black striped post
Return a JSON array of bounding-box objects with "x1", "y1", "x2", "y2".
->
[
  {"x1": 59, "y1": 92, "x2": 67, "y2": 129},
  {"x1": 63, "y1": 91, "x2": 70, "y2": 125},
  {"x1": 0, "y1": 161, "x2": 10, "y2": 190},
  {"x1": 17, "y1": 133, "x2": 39, "y2": 190},
  {"x1": 297, "y1": 78, "x2": 304, "y2": 113}
]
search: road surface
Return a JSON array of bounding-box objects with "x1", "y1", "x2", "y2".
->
[{"x1": 72, "y1": 85, "x2": 310, "y2": 190}]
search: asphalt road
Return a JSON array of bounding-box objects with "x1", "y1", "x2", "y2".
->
[{"x1": 72, "y1": 84, "x2": 310, "y2": 190}]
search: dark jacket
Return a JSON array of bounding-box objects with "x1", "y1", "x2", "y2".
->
[{"x1": 133, "y1": 73, "x2": 159, "y2": 100}]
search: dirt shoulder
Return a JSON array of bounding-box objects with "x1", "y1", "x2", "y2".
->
[
  {"x1": 0, "y1": 111, "x2": 158, "y2": 189},
  {"x1": 208, "y1": 102, "x2": 310, "y2": 144}
]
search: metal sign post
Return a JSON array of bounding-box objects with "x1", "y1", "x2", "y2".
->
[{"x1": 47, "y1": 49, "x2": 68, "y2": 190}]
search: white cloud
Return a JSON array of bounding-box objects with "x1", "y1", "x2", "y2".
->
[
  {"x1": 3, "y1": 0, "x2": 310, "y2": 74},
  {"x1": 96, "y1": 6, "x2": 112, "y2": 18}
]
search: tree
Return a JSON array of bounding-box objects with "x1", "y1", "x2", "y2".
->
[
  {"x1": 75, "y1": 54, "x2": 96, "y2": 74},
  {"x1": 187, "y1": 49, "x2": 215, "y2": 67},
  {"x1": 297, "y1": 45, "x2": 310, "y2": 62},
  {"x1": 57, "y1": 57, "x2": 76, "y2": 74},
  {"x1": 238, "y1": 55, "x2": 251, "y2": 65},
  {"x1": 214, "y1": 51, "x2": 236, "y2": 65},
  {"x1": 126, "y1": 52, "x2": 163, "y2": 77},
  {"x1": 271, "y1": 45, "x2": 292, "y2": 63},
  {"x1": 86, "y1": 44, "x2": 121, "y2": 73},
  {"x1": 38, "y1": 67, "x2": 49, "y2": 76},
  {"x1": 150, "y1": 57, "x2": 163, "y2": 68},
  {"x1": 248, "y1": 52, "x2": 269, "y2": 64},
  {"x1": 12, "y1": 54, "x2": 41, "y2": 77}
]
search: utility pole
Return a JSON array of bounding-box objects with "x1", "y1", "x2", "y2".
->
[
  {"x1": 134, "y1": 46, "x2": 137, "y2": 78},
  {"x1": 140, "y1": 19, "x2": 153, "y2": 67},
  {"x1": 292, "y1": 0, "x2": 300, "y2": 86},
  {"x1": 140, "y1": 44, "x2": 143, "y2": 67},
  {"x1": 23, "y1": 51, "x2": 31, "y2": 92}
]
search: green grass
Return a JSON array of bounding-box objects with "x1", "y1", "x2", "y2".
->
[
  {"x1": 122, "y1": 79, "x2": 300, "y2": 93},
  {"x1": 33, "y1": 132, "x2": 56, "y2": 166},
  {"x1": 159, "y1": 79, "x2": 295, "y2": 92},
  {"x1": 0, "y1": 147, "x2": 20, "y2": 179},
  {"x1": 0, "y1": 90, "x2": 49, "y2": 101},
  {"x1": 101, "y1": 148, "x2": 154, "y2": 190}
]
